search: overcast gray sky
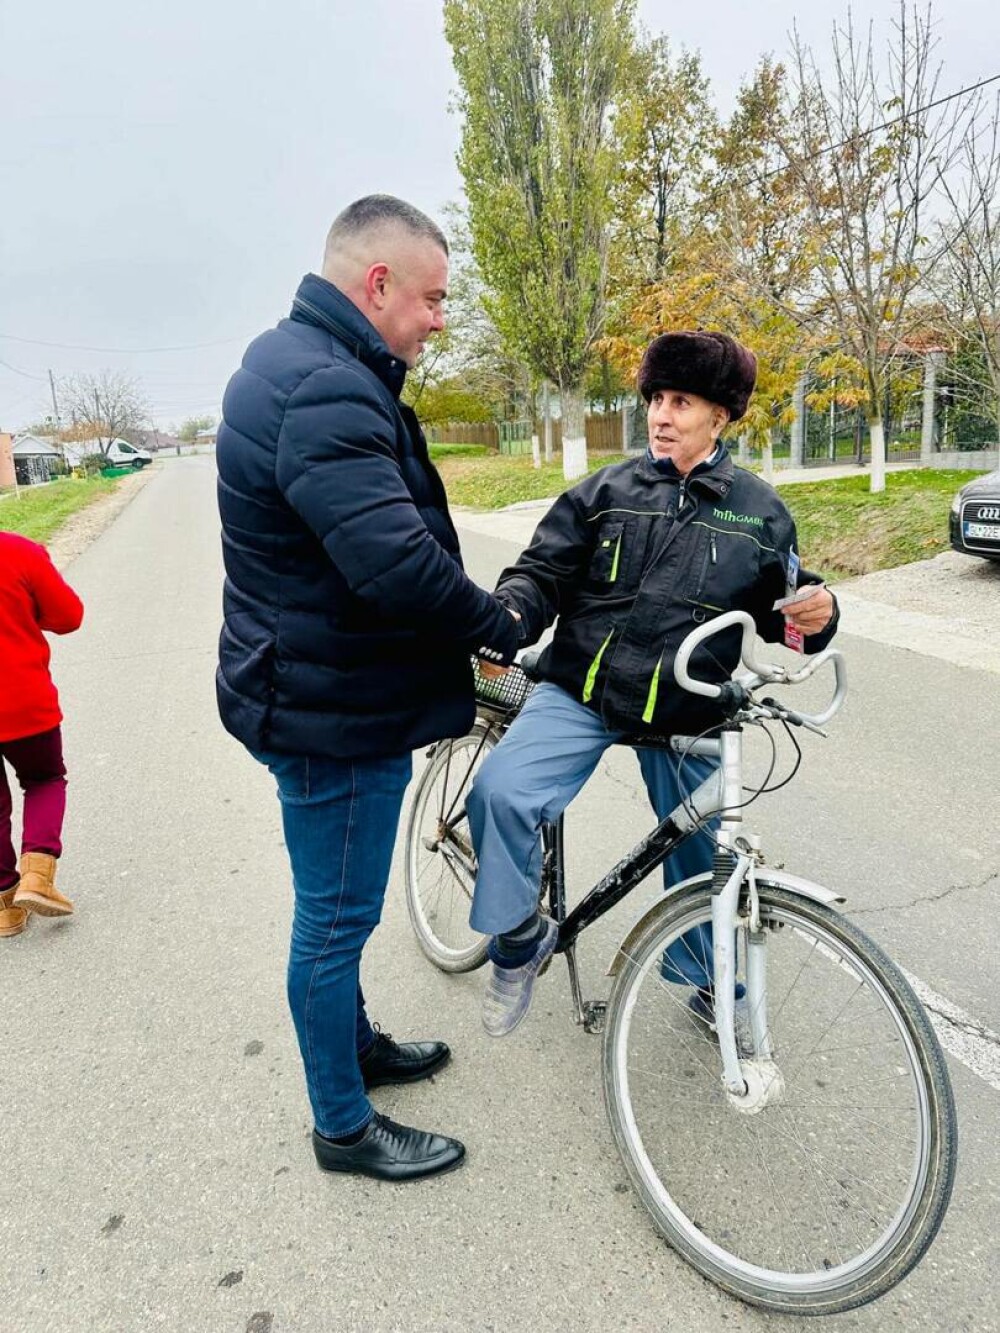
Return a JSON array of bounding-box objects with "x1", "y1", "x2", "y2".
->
[{"x1": 2, "y1": 0, "x2": 996, "y2": 431}]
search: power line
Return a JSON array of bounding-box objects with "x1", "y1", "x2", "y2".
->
[
  {"x1": 1, "y1": 386, "x2": 47, "y2": 416},
  {"x1": 751, "y1": 70, "x2": 1000, "y2": 182},
  {"x1": 0, "y1": 333, "x2": 246, "y2": 354},
  {"x1": 0, "y1": 356, "x2": 50, "y2": 381}
]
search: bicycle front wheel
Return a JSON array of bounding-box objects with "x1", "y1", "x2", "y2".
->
[
  {"x1": 403, "y1": 723, "x2": 494, "y2": 973},
  {"x1": 603, "y1": 883, "x2": 956, "y2": 1316}
]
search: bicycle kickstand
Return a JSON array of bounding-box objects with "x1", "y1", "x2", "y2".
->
[
  {"x1": 543, "y1": 818, "x2": 607, "y2": 1034},
  {"x1": 564, "y1": 943, "x2": 607, "y2": 1035}
]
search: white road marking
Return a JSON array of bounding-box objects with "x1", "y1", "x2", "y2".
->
[{"x1": 902, "y1": 969, "x2": 1000, "y2": 1092}]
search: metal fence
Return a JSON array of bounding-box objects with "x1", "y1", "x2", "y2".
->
[
  {"x1": 500, "y1": 419, "x2": 533, "y2": 455},
  {"x1": 773, "y1": 395, "x2": 997, "y2": 467}
]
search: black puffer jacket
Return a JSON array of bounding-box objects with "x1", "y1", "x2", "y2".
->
[
  {"x1": 496, "y1": 447, "x2": 838, "y2": 735},
  {"x1": 216, "y1": 273, "x2": 517, "y2": 759}
]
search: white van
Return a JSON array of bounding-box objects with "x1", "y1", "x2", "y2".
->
[
  {"x1": 105, "y1": 438, "x2": 153, "y2": 468},
  {"x1": 63, "y1": 437, "x2": 154, "y2": 470}
]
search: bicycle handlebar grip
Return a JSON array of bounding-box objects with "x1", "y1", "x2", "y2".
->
[
  {"x1": 673, "y1": 610, "x2": 769, "y2": 697},
  {"x1": 790, "y1": 650, "x2": 848, "y2": 727}
]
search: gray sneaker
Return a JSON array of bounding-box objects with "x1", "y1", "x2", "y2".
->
[{"x1": 482, "y1": 917, "x2": 559, "y2": 1038}]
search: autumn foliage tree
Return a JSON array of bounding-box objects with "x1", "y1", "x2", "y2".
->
[
  {"x1": 779, "y1": 3, "x2": 967, "y2": 491},
  {"x1": 605, "y1": 59, "x2": 819, "y2": 472}
]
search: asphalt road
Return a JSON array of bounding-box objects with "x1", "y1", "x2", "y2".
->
[{"x1": 2, "y1": 457, "x2": 998, "y2": 1333}]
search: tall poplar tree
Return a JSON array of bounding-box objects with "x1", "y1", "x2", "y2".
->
[{"x1": 445, "y1": 0, "x2": 635, "y2": 478}]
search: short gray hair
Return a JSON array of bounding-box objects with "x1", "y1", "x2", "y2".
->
[{"x1": 325, "y1": 195, "x2": 449, "y2": 258}]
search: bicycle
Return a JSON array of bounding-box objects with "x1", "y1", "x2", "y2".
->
[{"x1": 403, "y1": 611, "x2": 957, "y2": 1316}]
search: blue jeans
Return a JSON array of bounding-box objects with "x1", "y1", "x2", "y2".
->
[
  {"x1": 252, "y1": 748, "x2": 412, "y2": 1138},
  {"x1": 466, "y1": 683, "x2": 717, "y2": 988}
]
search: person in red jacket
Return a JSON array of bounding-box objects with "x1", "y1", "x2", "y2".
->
[{"x1": 0, "y1": 531, "x2": 84, "y2": 938}]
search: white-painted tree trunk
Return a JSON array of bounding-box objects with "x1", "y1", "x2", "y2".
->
[
  {"x1": 543, "y1": 382, "x2": 554, "y2": 464},
  {"x1": 920, "y1": 352, "x2": 942, "y2": 465},
  {"x1": 869, "y1": 418, "x2": 886, "y2": 493},
  {"x1": 762, "y1": 429, "x2": 775, "y2": 485},
  {"x1": 531, "y1": 428, "x2": 541, "y2": 469},
  {"x1": 561, "y1": 386, "x2": 587, "y2": 480}
]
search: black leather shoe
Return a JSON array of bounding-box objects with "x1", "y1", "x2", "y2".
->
[
  {"x1": 359, "y1": 1027, "x2": 450, "y2": 1090},
  {"x1": 312, "y1": 1113, "x2": 465, "y2": 1182}
]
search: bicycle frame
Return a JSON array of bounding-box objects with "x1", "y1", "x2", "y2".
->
[
  {"x1": 543, "y1": 724, "x2": 779, "y2": 1089},
  {"x1": 549, "y1": 731, "x2": 727, "y2": 951},
  {"x1": 454, "y1": 625, "x2": 847, "y2": 1068}
]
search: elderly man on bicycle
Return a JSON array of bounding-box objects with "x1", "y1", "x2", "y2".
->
[{"x1": 468, "y1": 330, "x2": 839, "y2": 1036}]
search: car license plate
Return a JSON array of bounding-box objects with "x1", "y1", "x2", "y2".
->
[{"x1": 964, "y1": 521, "x2": 1000, "y2": 540}]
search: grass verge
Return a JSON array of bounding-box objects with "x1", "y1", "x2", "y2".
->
[
  {"x1": 784, "y1": 469, "x2": 979, "y2": 577},
  {"x1": 437, "y1": 450, "x2": 617, "y2": 508},
  {"x1": 427, "y1": 442, "x2": 492, "y2": 461},
  {"x1": 0, "y1": 476, "x2": 119, "y2": 545}
]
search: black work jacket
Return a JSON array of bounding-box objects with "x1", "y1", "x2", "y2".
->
[{"x1": 496, "y1": 448, "x2": 838, "y2": 735}]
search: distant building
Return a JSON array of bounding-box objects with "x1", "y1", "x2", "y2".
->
[
  {"x1": 138, "y1": 430, "x2": 185, "y2": 453},
  {"x1": 194, "y1": 426, "x2": 217, "y2": 447},
  {"x1": 0, "y1": 432, "x2": 14, "y2": 489},
  {"x1": 11, "y1": 434, "x2": 62, "y2": 486}
]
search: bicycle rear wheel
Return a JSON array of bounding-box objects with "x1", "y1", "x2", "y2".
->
[
  {"x1": 403, "y1": 723, "x2": 494, "y2": 972},
  {"x1": 603, "y1": 882, "x2": 956, "y2": 1315}
]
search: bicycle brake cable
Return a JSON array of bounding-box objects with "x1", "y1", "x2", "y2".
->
[
  {"x1": 753, "y1": 717, "x2": 803, "y2": 794},
  {"x1": 673, "y1": 710, "x2": 803, "y2": 853}
]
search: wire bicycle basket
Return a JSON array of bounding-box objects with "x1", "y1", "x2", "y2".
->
[{"x1": 471, "y1": 656, "x2": 535, "y2": 722}]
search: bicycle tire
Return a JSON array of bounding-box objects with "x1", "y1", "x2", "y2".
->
[
  {"x1": 403, "y1": 723, "x2": 494, "y2": 973},
  {"x1": 602, "y1": 882, "x2": 957, "y2": 1315}
]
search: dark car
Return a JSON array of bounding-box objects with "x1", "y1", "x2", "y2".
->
[{"x1": 949, "y1": 468, "x2": 1000, "y2": 561}]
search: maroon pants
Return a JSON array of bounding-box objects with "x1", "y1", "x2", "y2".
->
[{"x1": 0, "y1": 727, "x2": 67, "y2": 892}]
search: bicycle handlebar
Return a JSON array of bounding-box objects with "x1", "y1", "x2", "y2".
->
[{"x1": 673, "y1": 610, "x2": 847, "y2": 728}]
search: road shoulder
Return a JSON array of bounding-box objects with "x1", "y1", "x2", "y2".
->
[{"x1": 48, "y1": 467, "x2": 154, "y2": 571}]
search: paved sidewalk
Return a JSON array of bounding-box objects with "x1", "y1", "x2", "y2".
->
[{"x1": 766, "y1": 460, "x2": 926, "y2": 485}]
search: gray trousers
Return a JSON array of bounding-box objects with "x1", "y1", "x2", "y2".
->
[{"x1": 466, "y1": 682, "x2": 718, "y2": 988}]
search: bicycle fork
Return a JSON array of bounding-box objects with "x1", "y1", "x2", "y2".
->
[{"x1": 712, "y1": 729, "x2": 778, "y2": 1104}]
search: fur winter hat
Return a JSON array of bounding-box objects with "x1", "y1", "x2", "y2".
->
[{"x1": 637, "y1": 331, "x2": 757, "y2": 421}]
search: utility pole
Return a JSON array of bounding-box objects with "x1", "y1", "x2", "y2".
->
[
  {"x1": 47, "y1": 369, "x2": 61, "y2": 427},
  {"x1": 47, "y1": 369, "x2": 66, "y2": 469}
]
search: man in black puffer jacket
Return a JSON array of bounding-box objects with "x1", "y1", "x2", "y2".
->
[
  {"x1": 216, "y1": 196, "x2": 518, "y2": 1182},
  {"x1": 466, "y1": 331, "x2": 838, "y2": 1039}
]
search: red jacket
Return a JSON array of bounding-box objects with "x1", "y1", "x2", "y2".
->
[{"x1": 0, "y1": 533, "x2": 84, "y2": 742}]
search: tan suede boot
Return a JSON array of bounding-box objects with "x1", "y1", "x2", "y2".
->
[
  {"x1": 0, "y1": 884, "x2": 29, "y2": 937},
  {"x1": 13, "y1": 853, "x2": 74, "y2": 917}
]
